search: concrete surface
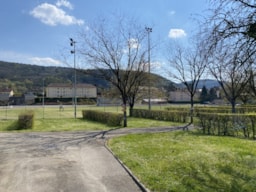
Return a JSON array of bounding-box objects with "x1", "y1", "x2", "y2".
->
[
  {"x1": 0, "y1": 126, "x2": 186, "y2": 192},
  {"x1": 0, "y1": 131, "x2": 143, "y2": 192}
]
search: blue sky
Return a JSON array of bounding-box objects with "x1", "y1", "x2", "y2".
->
[{"x1": 0, "y1": 0, "x2": 209, "y2": 67}]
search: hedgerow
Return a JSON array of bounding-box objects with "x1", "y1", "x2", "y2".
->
[
  {"x1": 131, "y1": 109, "x2": 188, "y2": 123},
  {"x1": 82, "y1": 110, "x2": 123, "y2": 126},
  {"x1": 196, "y1": 113, "x2": 256, "y2": 139}
]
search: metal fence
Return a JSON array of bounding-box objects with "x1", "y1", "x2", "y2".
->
[{"x1": 0, "y1": 104, "x2": 125, "y2": 120}]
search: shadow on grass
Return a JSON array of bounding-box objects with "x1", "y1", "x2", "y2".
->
[
  {"x1": 184, "y1": 163, "x2": 256, "y2": 191},
  {"x1": 5, "y1": 121, "x2": 33, "y2": 131},
  {"x1": 5, "y1": 121, "x2": 19, "y2": 131}
]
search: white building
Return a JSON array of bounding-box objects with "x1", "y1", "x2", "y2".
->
[{"x1": 46, "y1": 83, "x2": 97, "y2": 98}]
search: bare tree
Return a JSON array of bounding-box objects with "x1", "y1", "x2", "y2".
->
[
  {"x1": 200, "y1": 0, "x2": 256, "y2": 71},
  {"x1": 205, "y1": 0, "x2": 256, "y2": 47},
  {"x1": 78, "y1": 16, "x2": 149, "y2": 127},
  {"x1": 208, "y1": 45, "x2": 251, "y2": 112},
  {"x1": 167, "y1": 44, "x2": 207, "y2": 123},
  {"x1": 197, "y1": 0, "x2": 256, "y2": 111}
]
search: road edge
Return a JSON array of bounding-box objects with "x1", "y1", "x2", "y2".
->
[{"x1": 104, "y1": 139, "x2": 150, "y2": 192}]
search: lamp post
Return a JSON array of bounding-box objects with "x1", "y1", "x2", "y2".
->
[
  {"x1": 70, "y1": 38, "x2": 77, "y2": 118},
  {"x1": 42, "y1": 78, "x2": 45, "y2": 119},
  {"x1": 145, "y1": 27, "x2": 152, "y2": 110}
]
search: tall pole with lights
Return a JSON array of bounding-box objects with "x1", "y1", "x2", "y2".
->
[
  {"x1": 70, "y1": 38, "x2": 77, "y2": 118},
  {"x1": 42, "y1": 78, "x2": 45, "y2": 119},
  {"x1": 145, "y1": 27, "x2": 152, "y2": 110}
]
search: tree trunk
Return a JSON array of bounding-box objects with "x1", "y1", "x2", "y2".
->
[
  {"x1": 122, "y1": 103, "x2": 127, "y2": 127},
  {"x1": 190, "y1": 96, "x2": 194, "y2": 124},
  {"x1": 129, "y1": 107, "x2": 133, "y2": 117},
  {"x1": 231, "y1": 99, "x2": 236, "y2": 113}
]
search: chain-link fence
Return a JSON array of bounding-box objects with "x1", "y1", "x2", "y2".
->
[{"x1": 0, "y1": 104, "x2": 125, "y2": 120}]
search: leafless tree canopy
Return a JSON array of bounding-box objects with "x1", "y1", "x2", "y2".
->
[
  {"x1": 198, "y1": 0, "x2": 256, "y2": 111},
  {"x1": 202, "y1": 0, "x2": 256, "y2": 57},
  {"x1": 167, "y1": 43, "x2": 207, "y2": 123},
  {"x1": 78, "y1": 15, "x2": 149, "y2": 127},
  {"x1": 209, "y1": 45, "x2": 252, "y2": 112},
  {"x1": 168, "y1": 44, "x2": 207, "y2": 99}
]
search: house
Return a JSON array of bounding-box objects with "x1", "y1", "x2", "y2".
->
[
  {"x1": 46, "y1": 83, "x2": 97, "y2": 99},
  {"x1": 0, "y1": 88, "x2": 14, "y2": 104}
]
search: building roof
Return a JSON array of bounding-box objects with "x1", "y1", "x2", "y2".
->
[{"x1": 47, "y1": 83, "x2": 96, "y2": 88}]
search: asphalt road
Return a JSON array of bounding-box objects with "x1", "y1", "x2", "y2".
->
[{"x1": 0, "y1": 126, "x2": 186, "y2": 192}]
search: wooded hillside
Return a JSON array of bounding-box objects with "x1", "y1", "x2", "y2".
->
[{"x1": 0, "y1": 61, "x2": 175, "y2": 95}]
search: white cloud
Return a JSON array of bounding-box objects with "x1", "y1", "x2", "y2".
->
[
  {"x1": 128, "y1": 38, "x2": 139, "y2": 49},
  {"x1": 30, "y1": 3, "x2": 84, "y2": 26},
  {"x1": 0, "y1": 51, "x2": 62, "y2": 66},
  {"x1": 56, "y1": 0, "x2": 73, "y2": 10},
  {"x1": 29, "y1": 57, "x2": 62, "y2": 66},
  {"x1": 168, "y1": 29, "x2": 187, "y2": 39}
]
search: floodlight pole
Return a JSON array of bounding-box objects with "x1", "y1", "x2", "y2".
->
[
  {"x1": 145, "y1": 27, "x2": 152, "y2": 111},
  {"x1": 70, "y1": 38, "x2": 77, "y2": 118},
  {"x1": 42, "y1": 78, "x2": 45, "y2": 119}
]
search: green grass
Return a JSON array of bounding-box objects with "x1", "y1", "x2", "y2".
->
[
  {"x1": 108, "y1": 131, "x2": 256, "y2": 192},
  {"x1": 0, "y1": 105, "x2": 182, "y2": 132},
  {"x1": 0, "y1": 117, "x2": 181, "y2": 132}
]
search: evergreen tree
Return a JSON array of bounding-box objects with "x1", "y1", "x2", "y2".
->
[
  {"x1": 208, "y1": 87, "x2": 218, "y2": 102},
  {"x1": 200, "y1": 85, "x2": 208, "y2": 103}
]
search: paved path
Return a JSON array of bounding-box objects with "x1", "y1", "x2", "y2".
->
[{"x1": 0, "y1": 126, "x2": 186, "y2": 192}]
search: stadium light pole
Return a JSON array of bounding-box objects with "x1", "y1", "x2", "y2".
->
[
  {"x1": 42, "y1": 78, "x2": 45, "y2": 119},
  {"x1": 70, "y1": 38, "x2": 77, "y2": 118},
  {"x1": 145, "y1": 27, "x2": 152, "y2": 111}
]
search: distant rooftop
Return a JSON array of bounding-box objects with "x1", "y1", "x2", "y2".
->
[{"x1": 47, "y1": 83, "x2": 96, "y2": 88}]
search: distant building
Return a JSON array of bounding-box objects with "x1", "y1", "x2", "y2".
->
[
  {"x1": 24, "y1": 92, "x2": 36, "y2": 105},
  {"x1": 46, "y1": 83, "x2": 97, "y2": 99},
  {"x1": 168, "y1": 89, "x2": 200, "y2": 102},
  {"x1": 0, "y1": 89, "x2": 14, "y2": 104}
]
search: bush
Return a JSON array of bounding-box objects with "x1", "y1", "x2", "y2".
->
[
  {"x1": 196, "y1": 112, "x2": 256, "y2": 139},
  {"x1": 17, "y1": 111, "x2": 35, "y2": 130},
  {"x1": 82, "y1": 110, "x2": 123, "y2": 126},
  {"x1": 131, "y1": 109, "x2": 189, "y2": 123}
]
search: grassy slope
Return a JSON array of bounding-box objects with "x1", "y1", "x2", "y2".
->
[{"x1": 108, "y1": 131, "x2": 256, "y2": 192}]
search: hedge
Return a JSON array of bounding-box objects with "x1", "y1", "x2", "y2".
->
[
  {"x1": 194, "y1": 106, "x2": 256, "y2": 114},
  {"x1": 196, "y1": 113, "x2": 256, "y2": 139},
  {"x1": 18, "y1": 111, "x2": 35, "y2": 130},
  {"x1": 131, "y1": 109, "x2": 189, "y2": 123},
  {"x1": 82, "y1": 110, "x2": 123, "y2": 126}
]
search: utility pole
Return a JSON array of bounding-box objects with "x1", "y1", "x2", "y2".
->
[
  {"x1": 145, "y1": 27, "x2": 152, "y2": 110},
  {"x1": 70, "y1": 38, "x2": 77, "y2": 118}
]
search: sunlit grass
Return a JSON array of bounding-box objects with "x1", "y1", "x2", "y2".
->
[
  {"x1": 108, "y1": 131, "x2": 256, "y2": 192},
  {"x1": 0, "y1": 117, "x2": 182, "y2": 132},
  {"x1": 0, "y1": 105, "x2": 182, "y2": 132}
]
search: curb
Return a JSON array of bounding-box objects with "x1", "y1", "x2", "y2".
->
[{"x1": 104, "y1": 139, "x2": 150, "y2": 192}]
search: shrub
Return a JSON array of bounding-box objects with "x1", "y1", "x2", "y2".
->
[
  {"x1": 17, "y1": 111, "x2": 35, "y2": 130},
  {"x1": 131, "y1": 109, "x2": 189, "y2": 123},
  {"x1": 82, "y1": 110, "x2": 123, "y2": 126},
  {"x1": 196, "y1": 112, "x2": 256, "y2": 139}
]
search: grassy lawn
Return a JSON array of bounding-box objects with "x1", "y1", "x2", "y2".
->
[
  {"x1": 108, "y1": 131, "x2": 256, "y2": 192},
  {"x1": 0, "y1": 105, "x2": 182, "y2": 132},
  {"x1": 0, "y1": 117, "x2": 181, "y2": 132}
]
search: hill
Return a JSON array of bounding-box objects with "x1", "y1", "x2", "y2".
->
[
  {"x1": 175, "y1": 79, "x2": 220, "y2": 90},
  {"x1": 0, "y1": 61, "x2": 175, "y2": 95}
]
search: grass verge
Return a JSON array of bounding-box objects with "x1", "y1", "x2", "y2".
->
[
  {"x1": 0, "y1": 117, "x2": 182, "y2": 132},
  {"x1": 108, "y1": 131, "x2": 256, "y2": 192}
]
